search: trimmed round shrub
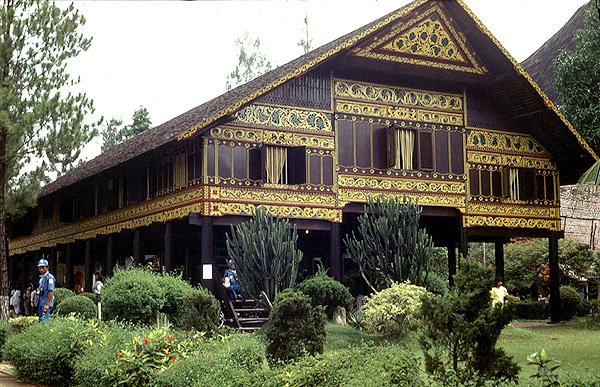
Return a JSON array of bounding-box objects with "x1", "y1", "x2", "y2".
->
[
  {"x1": 577, "y1": 299, "x2": 593, "y2": 317},
  {"x1": 79, "y1": 292, "x2": 97, "y2": 303},
  {"x1": 560, "y1": 286, "x2": 581, "y2": 321},
  {"x1": 264, "y1": 289, "x2": 326, "y2": 364},
  {"x1": 157, "y1": 273, "x2": 195, "y2": 327},
  {"x1": 4, "y1": 317, "x2": 103, "y2": 386},
  {"x1": 296, "y1": 270, "x2": 353, "y2": 318},
  {"x1": 513, "y1": 301, "x2": 548, "y2": 320},
  {"x1": 363, "y1": 282, "x2": 427, "y2": 338},
  {"x1": 102, "y1": 267, "x2": 165, "y2": 324},
  {"x1": 181, "y1": 287, "x2": 220, "y2": 332},
  {"x1": 55, "y1": 295, "x2": 97, "y2": 319},
  {"x1": 423, "y1": 272, "x2": 449, "y2": 295},
  {"x1": 53, "y1": 287, "x2": 76, "y2": 309}
]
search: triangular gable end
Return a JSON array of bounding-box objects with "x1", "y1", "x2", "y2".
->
[{"x1": 351, "y1": 3, "x2": 486, "y2": 74}]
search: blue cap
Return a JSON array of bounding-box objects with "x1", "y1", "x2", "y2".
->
[{"x1": 37, "y1": 259, "x2": 49, "y2": 267}]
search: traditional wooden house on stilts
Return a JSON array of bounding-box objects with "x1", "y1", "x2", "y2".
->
[{"x1": 9, "y1": 0, "x2": 597, "y2": 322}]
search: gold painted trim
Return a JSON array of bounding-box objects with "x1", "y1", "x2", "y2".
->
[
  {"x1": 455, "y1": 0, "x2": 598, "y2": 160},
  {"x1": 176, "y1": 0, "x2": 429, "y2": 141},
  {"x1": 9, "y1": 188, "x2": 203, "y2": 256},
  {"x1": 209, "y1": 202, "x2": 342, "y2": 223},
  {"x1": 463, "y1": 215, "x2": 561, "y2": 231},
  {"x1": 209, "y1": 126, "x2": 335, "y2": 150},
  {"x1": 338, "y1": 174, "x2": 466, "y2": 194},
  {"x1": 235, "y1": 103, "x2": 333, "y2": 132},
  {"x1": 467, "y1": 152, "x2": 556, "y2": 170},
  {"x1": 466, "y1": 127, "x2": 550, "y2": 156},
  {"x1": 339, "y1": 188, "x2": 465, "y2": 208},
  {"x1": 208, "y1": 186, "x2": 336, "y2": 207}
]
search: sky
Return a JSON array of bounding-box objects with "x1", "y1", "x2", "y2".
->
[{"x1": 64, "y1": 0, "x2": 589, "y2": 160}]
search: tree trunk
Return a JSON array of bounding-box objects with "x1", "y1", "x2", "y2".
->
[{"x1": 0, "y1": 127, "x2": 9, "y2": 323}]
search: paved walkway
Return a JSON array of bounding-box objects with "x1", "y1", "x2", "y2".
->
[{"x1": 0, "y1": 363, "x2": 41, "y2": 387}]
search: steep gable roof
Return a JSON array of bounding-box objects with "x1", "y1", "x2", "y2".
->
[{"x1": 40, "y1": 0, "x2": 597, "y2": 198}]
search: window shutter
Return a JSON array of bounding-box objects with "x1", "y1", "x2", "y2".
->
[
  {"x1": 288, "y1": 147, "x2": 307, "y2": 184},
  {"x1": 249, "y1": 148, "x2": 262, "y2": 181},
  {"x1": 419, "y1": 131, "x2": 433, "y2": 170},
  {"x1": 386, "y1": 125, "x2": 397, "y2": 168},
  {"x1": 519, "y1": 168, "x2": 536, "y2": 201}
]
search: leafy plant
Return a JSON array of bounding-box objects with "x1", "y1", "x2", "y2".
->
[
  {"x1": 102, "y1": 267, "x2": 165, "y2": 324},
  {"x1": 527, "y1": 349, "x2": 561, "y2": 386},
  {"x1": 559, "y1": 286, "x2": 580, "y2": 321},
  {"x1": 264, "y1": 289, "x2": 326, "y2": 364},
  {"x1": 156, "y1": 273, "x2": 195, "y2": 327},
  {"x1": 420, "y1": 259, "x2": 520, "y2": 385},
  {"x1": 226, "y1": 206, "x2": 303, "y2": 301},
  {"x1": 344, "y1": 196, "x2": 434, "y2": 292},
  {"x1": 53, "y1": 288, "x2": 76, "y2": 309},
  {"x1": 54, "y1": 295, "x2": 97, "y2": 319},
  {"x1": 362, "y1": 282, "x2": 427, "y2": 338},
  {"x1": 8, "y1": 316, "x2": 39, "y2": 334},
  {"x1": 296, "y1": 268, "x2": 354, "y2": 318},
  {"x1": 347, "y1": 308, "x2": 365, "y2": 331},
  {"x1": 180, "y1": 287, "x2": 220, "y2": 333}
]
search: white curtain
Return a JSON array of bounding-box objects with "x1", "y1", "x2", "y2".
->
[
  {"x1": 509, "y1": 168, "x2": 520, "y2": 200},
  {"x1": 266, "y1": 146, "x2": 287, "y2": 184},
  {"x1": 394, "y1": 128, "x2": 414, "y2": 170}
]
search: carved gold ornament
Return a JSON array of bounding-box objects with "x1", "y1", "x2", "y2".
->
[{"x1": 235, "y1": 103, "x2": 333, "y2": 132}]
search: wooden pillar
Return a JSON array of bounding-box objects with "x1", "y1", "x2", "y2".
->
[
  {"x1": 330, "y1": 222, "x2": 342, "y2": 281},
  {"x1": 49, "y1": 248, "x2": 57, "y2": 278},
  {"x1": 106, "y1": 235, "x2": 114, "y2": 278},
  {"x1": 495, "y1": 241, "x2": 505, "y2": 282},
  {"x1": 133, "y1": 229, "x2": 141, "y2": 264},
  {"x1": 164, "y1": 222, "x2": 173, "y2": 273},
  {"x1": 185, "y1": 246, "x2": 192, "y2": 283},
  {"x1": 549, "y1": 233, "x2": 560, "y2": 323},
  {"x1": 458, "y1": 228, "x2": 468, "y2": 262},
  {"x1": 447, "y1": 241, "x2": 457, "y2": 287},
  {"x1": 65, "y1": 244, "x2": 73, "y2": 290},
  {"x1": 201, "y1": 217, "x2": 214, "y2": 291},
  {"x1": 84, "y1": 240, "x2": 93, "y2": 293}
]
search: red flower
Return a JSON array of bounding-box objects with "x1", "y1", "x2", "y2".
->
[
  {"x1": 170, "y1": 357, "x2": 176, "y2": 362},
  {"x1": 167, "y1": 335, "x2": 174, "y2": 341},
  {"x1": 143, "y1": 338, "x2": 150, "y2": 345},
  {"x1": 117, "y1": 353, "x2": 123, "y2": 359}
]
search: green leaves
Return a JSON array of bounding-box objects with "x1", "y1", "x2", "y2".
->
[
  {"x1": 343, "y1": 195, "x2": 434, "y2": 292},
  {"x1": 527, "y1": 349, "x2": 561, "y2": 386}
]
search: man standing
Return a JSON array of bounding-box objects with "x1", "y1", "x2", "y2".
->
[{"x1": 37, "y1": 259, "x2": 55, "y2": 323}]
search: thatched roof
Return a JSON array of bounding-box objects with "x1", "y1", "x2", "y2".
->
[{"x1": 521, "y1": 3, "x2": 587, "y2": 104}]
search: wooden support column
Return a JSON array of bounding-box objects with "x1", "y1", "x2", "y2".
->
[
  {"x1": 185, "y1": 246, "x2": 193, "y2": 283},
  {"x1": 201, "y1": 217, "x2": 214, "y2": 292},
  {"x1": 84, "y1": 240, "x2": 93, "y2": 293},
  {"x1": 458, "y1": 228, "x2": 468, "y2": 263},
  {"x1": 447, "y1": 241, "x2": 457, "y2": 287},
  {"x1": 49, "y1": 248, "x2": 57, "y2": 278},
  {"x1": 133, "y1": 229, "x2": 141, "y2": 264},
  {"x1": 549, "y1": 233, "x2": 560, "y2": 323},
  {"x1": 106, "y1": 235, "x2": 114, "y2": 278},
  {"x1": 495, "y1": 241, "x2": 505, "y2": 282},
  {"x1": 330, "y1": 222, "x2": 342, "y2": 281},
  {"x1": 65, "y1": 244, "x2": 73, "y2": 290},
  {"x1": 164, "y1": 222, "x2": 173, "y2": 273}
]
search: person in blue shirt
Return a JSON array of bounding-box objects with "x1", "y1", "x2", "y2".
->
[
  {"x1": 223, "y1": 261, "x2": 242, "y2": 300},
  {"x1": 36, "y1": 259, "x2": 55, "y2": 323}
]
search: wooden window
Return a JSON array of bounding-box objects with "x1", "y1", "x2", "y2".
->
[
  {"x1": 545, "y1": 175, "x2": 556, "y2": 201},
  {"x1": 253, "y1": 145, "x2": 306, "y2": 185},
  {"x1": 174, "y1": 152, "x2": 188, "y2": 189},
  {"x1": 491, "y1": 170, "x2": 503, "y2": 198},
  {"x1": 287, "y1": 147, "x2": 307, "y2": 185},
  {"x1": 265, "y1": 146, "x2": 288, "y2": 184},
  {"x1": 419, "y1": 131, "x2": 434, "y2": 171},
  {"x1": 248, "y1": 148, "x2": 262, "y2": 181},
  {"x1": 503, "y1": 167, "x2": 538, "y2": 201},
  {"x1": 387, "y1": 125, "x2": 415, "y2": 170},
  {"x1": 469, "y1": 169, "x2": 480, "y2": 196}
]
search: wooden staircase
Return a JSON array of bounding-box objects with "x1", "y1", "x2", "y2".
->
[{"x1": 228, "y1": 298, "x2": 270, "y2": 331}]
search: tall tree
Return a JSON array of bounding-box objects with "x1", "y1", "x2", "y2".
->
[
  {"x1": 297, "y1": 14, "x2": 313, "y2": 54},
  {"x1": 0, "y1": 0, "x2": 96, "y2": 321},
  {"x1": 101, "y1": 106, "x2": 151, "y2": 152},
  {"x1": 554, "y1": 0, "x2": 600, "y2": 151},
  {"x1": 225, "y1": 32, "x2": 272, "y2": 91}
]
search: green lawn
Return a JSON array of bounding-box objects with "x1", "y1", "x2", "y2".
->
[
  {"x1": 324, "y1": 320, "x2": 600, "y2": 385},
  {"x1": 499, "y1": 321, "x2": 600, "y2": 384}
]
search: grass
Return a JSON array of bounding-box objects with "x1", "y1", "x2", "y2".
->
[{"x1": 499, "y1": 320, "x2": 600, "y2": 384}]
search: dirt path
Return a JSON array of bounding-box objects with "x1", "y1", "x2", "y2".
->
[
  {"x1": 511, "y1": 321, "x2": 554, "y2": 329},
  {"x1": 0, "y1": 363, "x2": 42, "y2": 387}
]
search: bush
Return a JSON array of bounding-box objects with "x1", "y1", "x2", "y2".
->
[
  {"x1": 513, "y1": 301, "x2": 548, "y2": 320},
  {"x1": 79, "y1": 291, "x2": 97, "y2": 303},
  {"x1": 577, "y1": 299, "x2": 593, "y2": 317},
  {"x1": 103, "y1": 327, "x2": 203, "y2": 386},
  {"x1": 362, "y1": 282, "x2": 427, "y2": 338},
  {"x1": 102, "y1": 267, "x2": 165, "y2": 324},
  {"x1": 273, "y1": 344, "x2": 422, "y2": 386},
  {"x1": 55, "y1": 295, "x2": 98, "y2": 319},
  {"x1": 296, "y1": 269, "x2": 353, "y2": 318},
  {"x1": 154, "y1": 335, "x2": 267, "y2": 387},
  {"x1": 73, "y1": 322, "x2": 146, "y2": 387},
  {"x1": 4, "y1": 317, "x2": 103, "y2": 386},
  {"x1": 53, "y1": 287, "x2": 76, "y2": 309},
  {"x1": 156, "y1": 274, "x2": 195, "y2": 327},
  {"x1": 0, "y1": 324, "x2": 7, "y2": 359},
  {"x1": 423, "y1": 272, "x2": 449, "y2": 295},
  {"x1": 420, "y1": 259, "x2": 519, "y2": 385},
  {"x1": 264, "y1": 289, "x2": 326, "y2": 364},
  {"x1": 560, "y1": 286, "x2": 580, "y2": 321},
  {"x1": 8, "y1": 316, "x2": 39, "y2": 334},
  {"x1": 180, "y1": 287, "x2": 220, "y2": 332}
]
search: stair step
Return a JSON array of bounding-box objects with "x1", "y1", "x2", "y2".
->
[
  {"x1": 238, "y1": 317, "x2": 269, "y2": 322},
  {"x1": 233, "y1": 308, "x2": 269, "y2": 313}
]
